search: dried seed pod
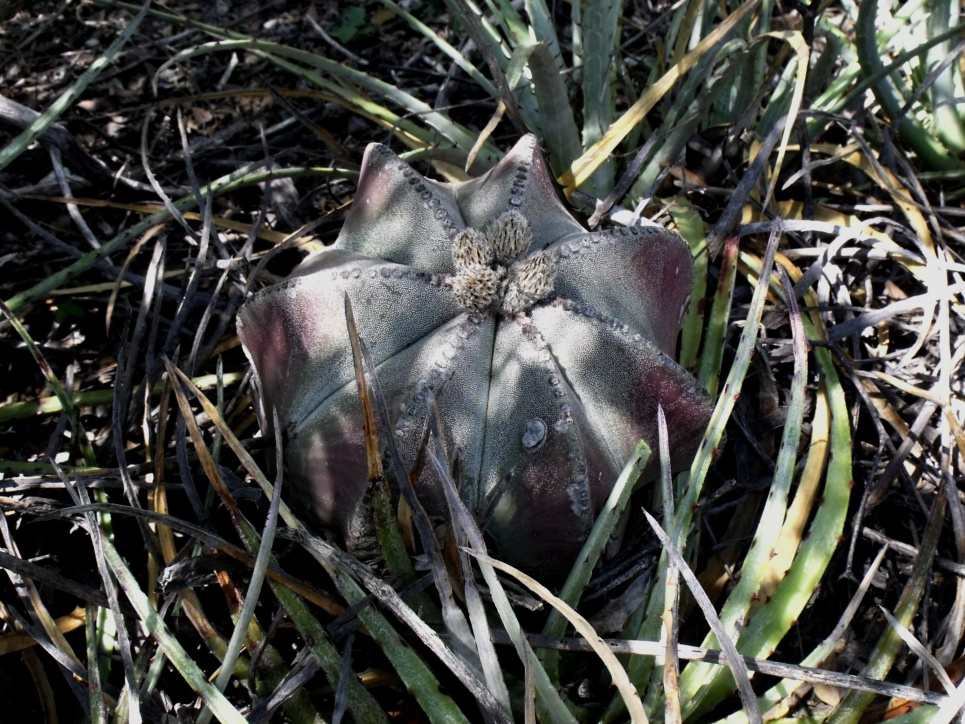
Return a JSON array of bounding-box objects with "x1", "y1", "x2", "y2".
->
[
  {"x1": 450, "y1": 264, "x2": 501, "y2": 311},
  {"x1": 237, "y1": 135, "x2": 714, "y2": 577},
  {"x1": 488, "y1": 210, "x2": 531, "y2": 262},
  {"x1": 502, "y1": 251, "x2": 555, "y2": 314},
  {"x1": 451, "y1": 228, "x2": 495, "y2": 269}
]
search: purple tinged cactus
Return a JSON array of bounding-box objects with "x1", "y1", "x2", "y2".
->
[{"x1": 237, "y1": 135, "x2": 714, "y2": 577}]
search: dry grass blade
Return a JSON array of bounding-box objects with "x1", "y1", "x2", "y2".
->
[
  {"x1": 4, "y1": 160, "x2": 292, "y2": 314},
  {"x1": 0, "y1": 299, "x2": 96, "y2": 466},
  {"x1": 342, "y1": 295, "x2": 480, "y2": 672},
  {"x1": 829, "y1": 489, "x2": 949, "y2": 722},
  {"x1": 933, "y1": 676, "x2": 965, "y2": 724},
  {"x1": 165, "y1": 358, "x2": 256, "y2": 531},
  {"x1": 684, "y1": 262, "x2": 808, "y2": 710},
  {"x1": 0, "y1": 603, "x2": 93, "y2": 702},
  {"x1": 0, "y1": 2, "x2": 149, "y2": 173},
  {"x1": 748, "y1": 544, "x2": 891, "y2": 720},
  {"x1": 290, "y1": 529, "x2": 512, "y2": 724},
  {"x1": 140, "y1": 108, "x2": 197, "y2": 241},
  {"x1": 698, "y1": 234, "x2": 740, "y2": 396},
  {"x1": 658, "y1": 406, "x2": 682, "y2": 724},
  {"x1": 164, "y1": 360, "x2": 389, "y2": 721},
  {"x1": 343, "y1": 287, "x2": 422, "y2": 594},
  {"x1": 493, "y1": 628, "x2": 949, "y2": 708},
  {"x1": 422, "y1": 413, "x2": 577, "y2": 723},
  {"x1": 0, "y1": 372, "x2": 243, "y2": 423},
  {"x1": 49, "y1": 501, "x2": 346, "y2": 618},
  {"x1": 706, "y1": 118, "x2": 787, "y2": 258},
  {"x1": 378, "y1": 0, "x2": 496, "y2": 98},
  {"x1": 619, "y1": 230, "x2": 777, "y2": 721},
  {"x1": 466, "y1": 550, "x2": 648, "y2": 722},
  {"x1": 26, "y1": 195, "x2": 313, "y2": 245},
  {"x1": 878, "y1": 606, "x2": 956, "y2": 696},
  {"x1": 643, "y1": 509, "x2": 762, "y2": 723},
  {"x1": 0, "y1": 513, "x2": 86, "y2": 680},
  {"x1": 198, "y1": 410, "x2": 285, "y2": 724},
  {"x1": 97, "y1": 535, "x2": 246, "y2": 724},
  {"x1": 823, "y1": 142, "x2": 947, "y2": 365},
  {"x1": 544, "y1": 440, "x2": 651, "y2": 637},
  {"x1": 105, "y1": 223, "x2": 161, "y2": 334},
  {"x1": 425, "y1": 396, "x2": 512, "y2": 713},
  {"x1": 48, "y1": 145, "x2": 101, "y2": 251},
  {"x1": 0, "y1": 607, "x2": 86, "y2": 656},
  {"x1": 56, "y1": 462, "x2": 142, "y2": 723},
  {"x1": 539, "y1": 441, "x2": 651, "y2": 701},
  {"x1": 559, "y1": 0, "x2": 759, "y2": 193},
  {"x1": 4, "y1": 0, "x2": 962, "y2": 718},
  {"x1": 441, "y1": 0, "x2": 528, "y2": 134},
  {"x1": 345, "y1": 292, "x2": 384, "y2": 485},
  {"x1": 165, "y1": 363, "x2": 300, "y2": 529},
  {"x1": 828, "y1": 282, "x2": 965, "y2": 342},
  {"x1": 937, "y1": 470, "x2": 965, "y2": 666}
]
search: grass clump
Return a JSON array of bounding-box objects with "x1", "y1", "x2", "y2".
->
[{"x1": 0, "y1": 0, "x2": 963, "y2": 720}]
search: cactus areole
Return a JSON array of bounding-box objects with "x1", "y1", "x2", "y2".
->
[{"x1": 237, "y1": 135, "x2": 714, "y2": 577}]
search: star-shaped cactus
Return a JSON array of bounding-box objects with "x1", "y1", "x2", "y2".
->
[{"x1": 237, "y1": 135, "x2": 714, "y2": 576}]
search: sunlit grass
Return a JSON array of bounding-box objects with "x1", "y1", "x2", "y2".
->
[{"x1": 0, "y1": 0, "x2": 962, "y2": 720}]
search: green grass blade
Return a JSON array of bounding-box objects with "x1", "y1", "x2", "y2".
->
[
  {"x1": 661, "y1": 229, "x2": 778, "y2": 713},
  {"x1": 0, "y1": 300, "x2": 97, "y2": 467},
  {"x1": 579, "y1": 0, "x2": 622, "y2": 195},
  {"x1": 482, "y1": 0, "x2": 530, "y2": 43},
  {"x1": 4, "y1": 166, "x2": 338, "y2": 314},
  {"x1": 643, "y1": 509, "x2": 762, "y2": 723},
  {"x1": 167, "y1": 365, "x2": 389, "y2": 723},
  {"x1": 443, "y1": 0, "x2": 510, "y2": 54},
  {"x1": 560, "y1": 0, "x2": 759, "y2": 193},
  {"x1": 682, "y1": 253, "x2": 854, "y2": 718},
  {"x1": 539, "y1": 442, "x2": 651, "y2": 686},
  {"x1": 697, "y1": 235, "x2": 739, "y2": 396},
  {"x1": 605, "y1": 231, "x2": 777, "y2": 722},
  {"x1": 424, "y1": 428, "x2": 578, "y2": 723},
  {"x1": 471, "y1": 551, "x2": 649, "y2": 722},
  {"x1": 377, "y1": 0, "x2": 498, "y2": 99},
  {"x1": 625, "y1": 45, "x2": 737, "y2": 197},
  {"x1": 197, "y1": 412, "x2": 285, "y2": 724},
  {"x1": 828, "y1": 491, "x2": 947, "y2": 723},
  {"x1": 720, "y1": 546, "x2": 889, "y2": 722},
  {"x1": 925, "y1": 0, "x2": 965, "y2": 153},
  {"x1": 672, "y1": 202, "x2": 709, "y2": 372},
  {"x1": 524, "y1": 0, "x2": 566, "y2": 75},
  {"x1": 757, "y1": 31, "x2": 810, "y2": 209},
  {"x1": 679, "y1": 265, "x2": 807, "y2": 714},
  {"x1": 440, "y1": 0, "x2": 544, "y2": 135},
  {"x1": 99, "y1": 538, "x2": 246, "y2": 724},
  {"x1": 326, "y1": 565, "x2": 474, "y2": 724},
  {"x1": 296, "y1": 532, "x2": 509, "y2": 723},
  {"x1": 528, "y1": 41, "x2": 583, "y2": 176},
  {"x1": 547, "y1": 441, "x2": 652, "y2": 633},
  {"x1": 159, "y1": 39, "x2": 496, "y2": 162},
  {"x1": 0, "y1": 3, "x2": 148, "y2": 174},
  {"x1": 855, "y1": 0, "x2": 963, "y2": 170}
]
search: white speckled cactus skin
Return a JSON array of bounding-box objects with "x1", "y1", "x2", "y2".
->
[{"x1": 237, "y1": 135, "x2": 714, "y2": 576}]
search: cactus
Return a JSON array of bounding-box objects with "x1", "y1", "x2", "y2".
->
[{"x1": 237, "y1": 135, "x2": 714, "y2": 577}]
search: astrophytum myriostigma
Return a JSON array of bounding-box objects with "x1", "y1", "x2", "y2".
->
[{"x1": 238, "y1": 135, "x2": 714, "y2": 576}]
